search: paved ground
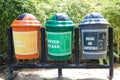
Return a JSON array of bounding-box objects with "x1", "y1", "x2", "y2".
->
[{"x1": 0, "y1": 63, "x2": 120, "y2": 80}]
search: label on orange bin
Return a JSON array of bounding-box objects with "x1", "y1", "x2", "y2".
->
[{"x1": 13, "y1": 31, "x2": 37, "y2": 55}]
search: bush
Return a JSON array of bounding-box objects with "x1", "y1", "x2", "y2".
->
[
  {"x1": 101, "y1": 1, "x2": 120, "y2": 54},
  {"x1": 0, "y1": 0, "x2": 39, "y2": 64},
  {"x1": 0, "y1": 0, "x2": 90, "y2": 64}
]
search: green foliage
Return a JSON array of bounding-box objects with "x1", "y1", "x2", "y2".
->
[
  {"x1": 0, "y1": 0, "x2": 120, "y2": 63},
  {"x1": 101, "y1": 1, "x2": 120, "y2": 53},
  {"x1": 0, "y1": 0, "x2": 39, "y2": 64}
]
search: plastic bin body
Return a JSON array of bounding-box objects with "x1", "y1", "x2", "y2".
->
[
  {"x1": 79, "y1": 12, "x2": 109, "y2": 59},
  {"x1": 45, "y1": 13, "x2": 75, "y2": 60},
  {"x1": 11, "y1": 13, "x2": 41, "y2": 60}
]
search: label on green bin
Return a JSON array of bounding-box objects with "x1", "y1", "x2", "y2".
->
[
  {"x1": 47, "y1": 31, "x2": 71, "y2": 56},
  {"x1": 82, "y1": 29, "x2": 107, "y2": 54}
]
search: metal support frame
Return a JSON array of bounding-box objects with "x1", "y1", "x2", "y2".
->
[
  {"x1": 58, "y1": 68, "x2": 62, "y2": 80},
  {"x1": 41, "y1": 28, "x2": 46, "y2": 64},
  {"x1": 109, "y1": 27, "x2": 114, "y2": 80},
  {"x1": 74, "y1": 28, "x2": 79, "y2": 65},
  {"x1": 7, "y1": 27, "x2": 113, "y2": 80},
  {"x1": 7, "y1": 28, "x2": 17, "y2": 80},
  {"x1": 8, "y1": 28, "x2": 13, "y2": 75}
]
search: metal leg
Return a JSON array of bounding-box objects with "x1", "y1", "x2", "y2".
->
[
  {"x1": 75, "y1": 28, "x2": 79, "y2": 65},
  {"x1": 108, "y1": 27, "x2": 114, "y2": 80},
  {"x1": 7, "y1": 28, "x2": 17, "y2": 80},
  {"x1": 7, "y1": 67, "x2": 17, "y2": 80},
  {"x1": 41, "y1": 28, "x2": 46, "y2": 64},
  {"x1": 7, "y1": 67, "x2": 13, "y2": 80},
  {"x1": 7, "y1": 28, "x2": 14, "y2": 80},
  {"x1": 58, "y1": 68, "x2": 62, "y2": 80}
]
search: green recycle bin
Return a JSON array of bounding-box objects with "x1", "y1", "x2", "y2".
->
[
  {"x1": 45, "y1": 13, "x2": 75, "y2": 60},
  {"x1": 79, "y1": 12, "x2": 109, "y2": 59}
]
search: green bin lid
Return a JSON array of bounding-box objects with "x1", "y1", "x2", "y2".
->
[{"x1": 45, "y1": 13, "x2": 75, "y2": 27}]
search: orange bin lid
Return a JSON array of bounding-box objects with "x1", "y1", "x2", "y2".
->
[{"x1": 11, "y1": 13, "x2": 41, "y2": 27}]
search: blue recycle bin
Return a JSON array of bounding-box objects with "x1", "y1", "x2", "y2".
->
[{"x1": 79, "y1": 12, "x2": 109, "y2": 59}]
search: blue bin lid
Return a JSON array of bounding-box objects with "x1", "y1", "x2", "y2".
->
[{"x1": 79, "y1": 12, "x2": 109, "y2": 26}]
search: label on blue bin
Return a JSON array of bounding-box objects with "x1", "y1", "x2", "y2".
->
[
  {"x1": 82, "y1": 29, "x2": 107, "y2": 54},
  {"x1": 47, "y1": 31, "x2": 71, "y2": 56}
]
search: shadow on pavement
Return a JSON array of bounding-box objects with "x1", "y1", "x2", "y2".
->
[
  {"x1": 49, "y1": 77, "x2": 72, "y2": 80},
  {"x1": 13, "y1": 74, "x2": 72, "y2": 80},
  {"x1": 77, "y1": 78, "x2": 106, "y2": 80}
]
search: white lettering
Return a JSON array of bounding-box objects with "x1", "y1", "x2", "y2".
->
[
  {"x1": 84, "y1": 46, "x2": 98, "y2": 50},
  {"x1": 48, "y1": 44, "x2": 60, "y2": 48},
  {"x1": 86, "y1": 37, "x2": 95, "y2": 41},
  {"x1": 48, "y1": 40, "x2": 59, "y2": 44},
  {"x1": 88, "y1": 42, "x2": 92, "y2": 45}
]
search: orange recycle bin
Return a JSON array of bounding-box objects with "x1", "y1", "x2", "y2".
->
[{"x1": 11, "y1": 13, "x2": 42, "y2": 60}]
